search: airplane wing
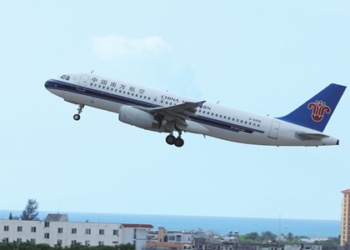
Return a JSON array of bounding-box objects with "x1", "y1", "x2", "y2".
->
[{"x1": 137, "y1": 101, "x2": 206, "y2": 126}]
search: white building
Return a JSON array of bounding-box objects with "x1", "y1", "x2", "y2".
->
[{"x1": 0, "y1": 214, "x2": 153, "y2": 250}]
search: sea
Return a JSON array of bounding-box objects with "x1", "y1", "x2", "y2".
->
[{"x1": 0, "y1": 211, "x2": 340, "y2": 238}]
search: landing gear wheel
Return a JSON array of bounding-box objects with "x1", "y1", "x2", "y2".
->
[
  {"x1": 73, "y1": 104, "x2": 84, "y2": 121},
  {"x1": 166, "y1": 135, "x2": 175, "y2": 145},
  {"x1": 73, "y1": 114, "x2": 80, "y2": 121},
  {"x1": 174, "y1": 137, "x2": 184, "y2": 147}
]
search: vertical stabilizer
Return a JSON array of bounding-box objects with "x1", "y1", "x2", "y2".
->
[{"x1": 278, "y1": 84, "x2": 346, "y2": 132}]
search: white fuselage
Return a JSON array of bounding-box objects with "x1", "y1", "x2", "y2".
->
[{"x1": 45, "y1": 73, "x2": 339, "y2": 147}]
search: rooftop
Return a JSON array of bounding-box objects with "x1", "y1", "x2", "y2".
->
[
  {"x1": 341, "y1": 189, "x2": 350, "y2": 194},
  {"x1": 45, "y1": 214, "x2": 68, "y2": 222},
  {"x1": 121, "y1": 223, "x2": 153, "y2": 229}
]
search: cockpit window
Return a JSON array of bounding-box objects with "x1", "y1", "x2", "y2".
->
[
  {"x1": 60, "y1": 75, "x2": 66, "y2": 79},
  {"x1": 66, "y1": 76, "x2": 70, "y2": 80}
]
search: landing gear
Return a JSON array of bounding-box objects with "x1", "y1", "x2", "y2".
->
[
  {"x1": 73, "y1": 114, "x2": 80, "y2": 121},
  {"x1": 174, "y1": 137, "x2": 184, "y2": 147},
  {"x1": 166, "y1": 130, "x2": 185, "y2": 147},
  {"x1": 73, "y1": 104, "x2": 84, "y2": 121},
  {"x1": 166, "y1": 135, "x2": 176, "y2": 145}
]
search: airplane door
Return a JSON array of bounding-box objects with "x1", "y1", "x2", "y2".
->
[
  {"x1": 268, "y1": 121, "x2": 280, "y2": 139},
  {"x1": 77, "y1": 74, "x2": 89, "y2": 91}
]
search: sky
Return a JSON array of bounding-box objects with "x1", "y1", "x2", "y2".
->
[{"x1": 1, "y1": 1, "x2": 350, "y2": 222}]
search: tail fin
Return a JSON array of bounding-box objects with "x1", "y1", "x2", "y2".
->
[{"x1": 278, "y1": 83, "x2": 346, "y2": 132}]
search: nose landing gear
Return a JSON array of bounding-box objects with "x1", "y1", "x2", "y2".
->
[{"x1": 73, "y1": 104, "x2": 84, "y2": 121}]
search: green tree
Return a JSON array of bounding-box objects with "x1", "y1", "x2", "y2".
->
[
  {"x1": 260, "y1": 231, "x2": 276, "y2": 242},
  {"x1": 239, "y1": 232, "x2": 260, "y2": 243},
  {"x1": 18, "y1": 240, "x2": 38, "y2": 250},
  {"x1": 36, "y1": 243, "x2": 52, "y2": 250},
  {"x1": 118, "y1": 243, "x2": 135, "y2": 250},
  {"x1": 8, "y1": 213, "x2": 12, "y2": 220},
  {"x1": 286, "y1": 232, "x2": 294, "y2": 241},
  {"x1": 0, "y1": 241, "x2": 21, "y2": 250},
  {"x1": 20, "y1": 199, "x2": 39, "y2": 220}
]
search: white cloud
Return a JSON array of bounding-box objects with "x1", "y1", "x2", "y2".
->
[{"x1": 91, "y1": 35, "x2": 172, "y2": 59}]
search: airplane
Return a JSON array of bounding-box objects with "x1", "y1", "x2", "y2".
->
[{"x1": 45, "y1": 72, "x2": 346, "y2": 147}]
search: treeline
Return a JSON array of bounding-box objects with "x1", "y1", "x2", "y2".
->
[
  {"x1": 0, "y1": 241, "x2": 135, "y2": 250},
  {"x1": 239, "y1": 231, "x2": 340, "y2": 246}
]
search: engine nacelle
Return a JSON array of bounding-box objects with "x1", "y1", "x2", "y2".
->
[{"x1": 119, "y1": 106, "x2": 161, "y2": 130}]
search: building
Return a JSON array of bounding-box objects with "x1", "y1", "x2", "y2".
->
[
  {"x1": 146, "y1": 227, "x2": 194, "y2": 250},
  {"x1": 0, "y1": 214, "x2": 153, "y2": 250},
  {"x1": 341, "y1": 189, "x2": 350, "y2": 246}
]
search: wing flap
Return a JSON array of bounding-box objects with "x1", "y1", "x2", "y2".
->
[{"x1": 137, "y1": 101, "x2": 206, "y2": 126}]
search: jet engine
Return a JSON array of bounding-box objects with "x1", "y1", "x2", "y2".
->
[{"x1": 119, "y1": 106, "x2": 162, "y2": 130}]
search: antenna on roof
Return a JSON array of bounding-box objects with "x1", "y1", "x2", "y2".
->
[{"x1": 91, "y1": 70, "x2": 94, "y2": 73}]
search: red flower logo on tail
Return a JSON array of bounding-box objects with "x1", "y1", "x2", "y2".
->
[{"x1": 307, "y1": 101, "x2": 331, "y2": 122}]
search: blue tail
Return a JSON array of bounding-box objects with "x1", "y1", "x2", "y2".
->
[{"x1": 278, "y1": 83, "x2": 346, "y2": 132}]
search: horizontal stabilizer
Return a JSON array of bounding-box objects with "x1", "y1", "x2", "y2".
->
[{"x1": 295, "y1": 132, "x2": 329, "y2": 140}]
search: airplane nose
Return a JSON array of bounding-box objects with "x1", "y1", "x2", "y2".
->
[{"x1": 45, "y1": 79, "x2": 55, "y2": 90}]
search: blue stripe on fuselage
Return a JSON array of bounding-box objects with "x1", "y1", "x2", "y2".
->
[{"x1": 45, "y1": 79, "x2": 264, "y2": 134}]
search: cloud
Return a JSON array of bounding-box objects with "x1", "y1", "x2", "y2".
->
[{"x1": 91, "y1": 35, "x2": 172, "y2": 59}]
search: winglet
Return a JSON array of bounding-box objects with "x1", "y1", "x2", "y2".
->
[{"x1": 196, "y1": 101, "x2": 206, "y2": 108}]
